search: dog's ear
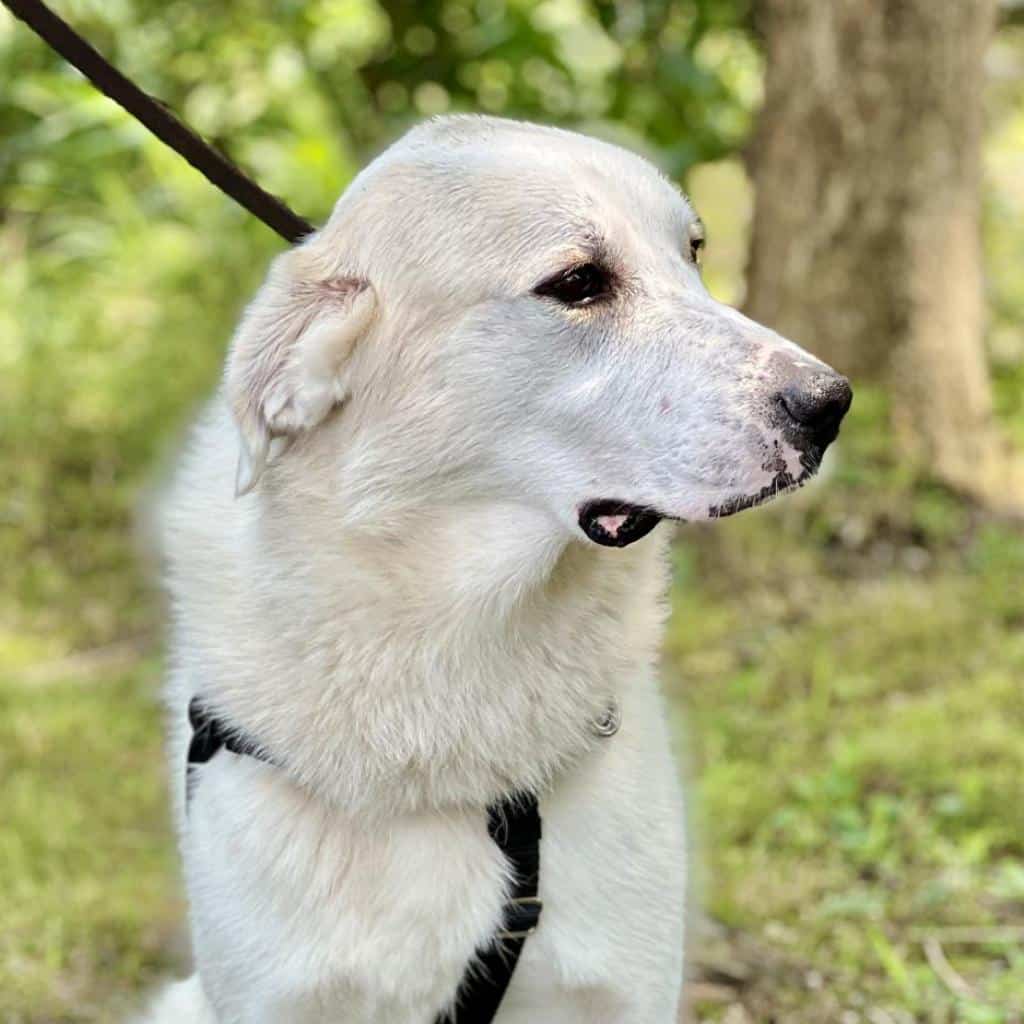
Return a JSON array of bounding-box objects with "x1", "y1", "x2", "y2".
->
[{"x1": 225, "y1": 245, "x2": 377, "y2": 496}]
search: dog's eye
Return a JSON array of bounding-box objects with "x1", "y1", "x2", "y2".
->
[
  {"x1": 690, "y1": 236, "x2": 705, "y2": 266},
  {"x1": 535, "y1": 263, "x2": 611, "y2": 307}
]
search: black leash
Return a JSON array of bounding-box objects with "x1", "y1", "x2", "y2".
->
[
  {"x1": 187, "y1": 698, "x2": 542, "y2": 1023},
  {"x1": 1, "y1": 0, "x2": 314, "y2": 244}
]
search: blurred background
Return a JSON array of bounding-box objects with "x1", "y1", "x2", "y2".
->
[{"x1": 1, "y1": 1, "x2": 1023, "y2": 1021}]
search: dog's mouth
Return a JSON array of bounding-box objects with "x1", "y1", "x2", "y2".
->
[
  {"x1": 578, "y1": 500, "x2": 663, "y2": 548},
  {"x1": 581, "y1": 464, "x2": 820, "y2": 547}
]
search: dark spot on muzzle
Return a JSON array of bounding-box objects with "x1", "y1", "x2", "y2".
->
[{"x1": 708, "y1": 472, "x2": 797, "y2": 519}]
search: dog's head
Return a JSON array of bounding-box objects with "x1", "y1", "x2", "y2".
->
[{"x1": 226, "y1": 116, "x2": 851, "y2": 550}]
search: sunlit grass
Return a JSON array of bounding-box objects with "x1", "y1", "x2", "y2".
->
[{"x1": 0, "y1": 665, "x2": 181, "y2": 1024}]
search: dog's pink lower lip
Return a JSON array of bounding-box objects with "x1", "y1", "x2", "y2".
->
[{"x1": 578, "y1": 500, "x2": 663, "y2": 548}]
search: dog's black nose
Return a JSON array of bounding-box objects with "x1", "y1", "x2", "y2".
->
[{"x1": 774, "y1": 373, "x2": 853, "y2": 449}]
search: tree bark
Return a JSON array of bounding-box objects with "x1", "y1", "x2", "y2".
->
[{"x1": 745, "y1": 0, "x2": 1023, "y2": 509}]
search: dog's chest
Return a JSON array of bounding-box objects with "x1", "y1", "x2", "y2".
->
[
  {"x1": 504, "y1": 692, "x2": 687, "y2": 1021},
  {"x1": 184, "y1": 680, "x2": 685, "y2": 1022}
]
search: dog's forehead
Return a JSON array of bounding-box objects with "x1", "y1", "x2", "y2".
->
[
  {"x1": 416, "y1": 120, "x2": 694, "y2": 234},
  {"x1": 336, "y1": 117, "x2": 697, "y2": 274}
]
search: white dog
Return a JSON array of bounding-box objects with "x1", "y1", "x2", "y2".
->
[{"x1": 147, "y1": 116, "x2": 851, "y2": 1024}]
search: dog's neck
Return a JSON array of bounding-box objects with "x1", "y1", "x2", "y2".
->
[{"x1": 167, "y1": 435, "x2": 671, "y2": 818}]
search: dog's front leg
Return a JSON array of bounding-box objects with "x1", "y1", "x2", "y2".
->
[{"x1": 183, "y1": 756, "x2": 509, "y2": 1023}]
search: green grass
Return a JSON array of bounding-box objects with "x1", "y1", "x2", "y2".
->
[
  {"x1": 674, "y1": 541, "x2": 1024, "y2": 1021},
  {"x1": 0, "y1": 664, "x2": 182, "y2": 1024}
]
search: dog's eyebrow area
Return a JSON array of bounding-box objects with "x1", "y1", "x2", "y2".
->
[
  {"x1": 531, "y1": 229, "x2": 619, "y2": 280},
  {"x1": 547, "y1": 226, "x2": 615, "y2": 265},
  {"x1": 531, "y1": 235, "x2": 619, "y2": 307}
]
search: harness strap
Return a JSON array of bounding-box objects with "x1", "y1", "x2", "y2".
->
[
  {"x1": 186, "y1": 698, "x2": 541, "y2": 1023},
  {"x1": 185, "y1": 697, "x2": 272, "y2": 804},
  {"x1": 442, "y1": 794, "x2": 542, "y2": 1023}
]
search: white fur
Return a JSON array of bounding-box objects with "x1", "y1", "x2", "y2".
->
[{"x1": 147, "y1": 116, "x2": 835, "y2": 1023}]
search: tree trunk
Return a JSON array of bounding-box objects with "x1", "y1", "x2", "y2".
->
[{"x1": 745, "y1": 0, "x2": 1023, "y2": 509}]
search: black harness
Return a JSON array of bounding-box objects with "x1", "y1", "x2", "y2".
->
[{"x1": 186, "y1": 698, "x2": 543, "y2": 1024}]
